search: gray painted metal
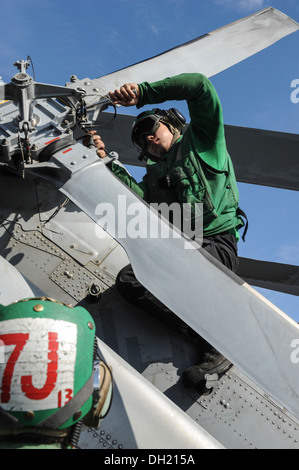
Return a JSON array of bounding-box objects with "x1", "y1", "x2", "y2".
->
[
  {"x1": 0, "y1": 7, "x2": 299, "y2": 448},
  {"x1": 96, "y1": 289, "x2": 297, "y2": 448},
  {"x1": 79, "y1": 339, "x2": 224, "y2": 450},
  {"x1": 1, "y1": 168, "x2": 298, "y2": 448},
  {"x1": 190, "y1": 366, "x2": 299, "y2": 449},
  {"x1": 0, "y1": 64, "x2": 81, "y2": 133},
  {"x1": 50, "y1": 145, "x2": 299, "y2": 420},
  {"x1": 0, "y1": 256, "x2": 34, "y2": 304},
  {"x1": 0, "y1": 168, "x2": 127, "y2": 304},
  {"x1": 90, "y1": 8, "x2": 299, "y2": 94}
]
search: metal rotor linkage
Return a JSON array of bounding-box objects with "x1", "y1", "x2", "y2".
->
[{"x1": 0, "y1": 60, "x2": 90, "y2": 169}]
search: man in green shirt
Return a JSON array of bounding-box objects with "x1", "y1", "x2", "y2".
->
[{"x1": 87, "y1": 73, "x2": 246, "y2": 393}]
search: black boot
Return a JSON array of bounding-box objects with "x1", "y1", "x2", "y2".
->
[{"x1": 182, "y1": 347, "x2": 231, "y2": 393}]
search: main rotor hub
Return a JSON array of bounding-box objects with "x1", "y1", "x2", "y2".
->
[{"x1": 12, "y1": 72, "x2": 33, "y2": 87}]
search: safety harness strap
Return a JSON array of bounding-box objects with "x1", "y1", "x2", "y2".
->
[
  {"x1": 38, "y1": 373, "x2": 94, "y2": 430},
  {"x1": 236, "y1": 207, "x2": 249, "y2": 242}
]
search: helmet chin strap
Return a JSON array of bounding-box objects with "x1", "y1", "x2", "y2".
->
[
  {"x1": 160, "y1": 118, "x2": 181, "y2": 151},
  {"x1": 169, "y1": 129, "x2": 181, "y2": 150}
]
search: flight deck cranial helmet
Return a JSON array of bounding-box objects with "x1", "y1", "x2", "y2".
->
[
  {"x1": 0, "y1": 298, "x2": 113, "y2": 448},
  {"x1": 131, "y1": 108, "x2": 186, "y2": 161}
]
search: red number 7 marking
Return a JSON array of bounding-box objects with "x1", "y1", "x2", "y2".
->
[
  {"x1": 0, "y1": 331, "x2": 59, "y2": 403},
  {"x1": 0, "y1": 333, "x2": 29, "y2": 403}
]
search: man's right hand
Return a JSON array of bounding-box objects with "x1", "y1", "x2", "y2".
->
[
  {"x1": 109, "y1": 83, "x2": 140, "y2": 107},
  {"x1": 83, "y1": 131, "x2": 107, "y2": 159}
]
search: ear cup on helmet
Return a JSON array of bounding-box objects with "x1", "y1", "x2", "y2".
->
[
  {"x1": 82, "y1": 360, "x2": 113, "y2": 429},
  {"x1": 166, "y1": 108, "x2": 186, "y2": 131}
]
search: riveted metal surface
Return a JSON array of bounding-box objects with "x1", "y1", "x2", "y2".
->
[
  {"x1": 191, "y1": 367, "x2": 299, "y2": 449},
  {"x1": 79, "y1": 427, "x2": 124, "y2": 449},
  {"x1": 85, "y1": 260, "x2": 115, "y2": 287},
  {"x1": 0, "y1": 225, "x2": 67, "y2": 299},
  {"x1": 0, "y1": 223, "x2": 115, "y2": 304},
  {"x1": 49, "y1": 259, "x2": 110, "y2": 302},
  {"x1": 3, "y1": 227, "x2": 66, "y2": 258}
]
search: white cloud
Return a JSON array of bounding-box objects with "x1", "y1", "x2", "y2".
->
[
  {"x1": 213, "y1": 0, "x2": 266, "y2": 12},
  {"x1": 276, "y1": 242, "x2": 299, "y2": 266},
  {"x1": 275, "y1": 240, "x2": 299, "y2": 266},
  {"x1": 149, "y1": 24, "x2": 160, "y2": 37}
]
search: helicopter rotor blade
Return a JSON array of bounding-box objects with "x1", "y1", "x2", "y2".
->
[
  {"x1": 48, "y1": 145, "x2": 299, "y2": 420},
  {"x1": 90, "y1": 8, "x2": 298, "y2": 95},
  {"x1": 237, "y1": 257, "x2": 299, "y2": 297},
  {"x1": 225, "y1": 125, "x2": 299, "y2": 191},
  {"x1": 96, "y1": 114, "x2": 299, "y2": 192}
]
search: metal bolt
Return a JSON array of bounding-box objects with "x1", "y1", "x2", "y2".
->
[
  {"x1": 33, "y1": 304, "x2": 44, "y2": 312},
  {"x1": 24, "y1": 411, "x2": 35, "y2": 421}
]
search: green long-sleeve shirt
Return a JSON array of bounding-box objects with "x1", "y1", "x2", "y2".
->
[
  {"x1": 108, "y1": 73, "x2": 243, "y2": 238},
  {"x1": 138, "y1": 73, "x2": 226, "y2": 171}
]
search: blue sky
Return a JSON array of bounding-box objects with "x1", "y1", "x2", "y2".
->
[{"x1": 1, "y1": 0, "x2": 299, "y2": 320}]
